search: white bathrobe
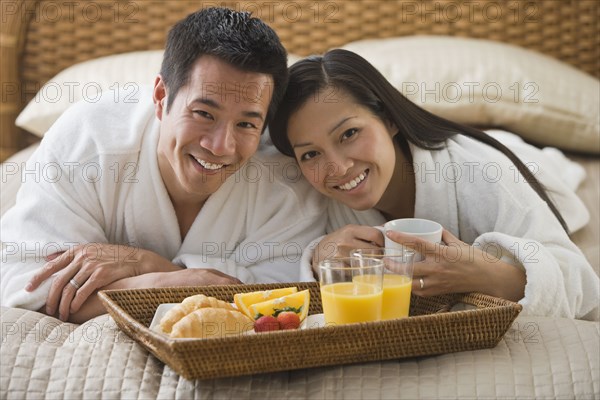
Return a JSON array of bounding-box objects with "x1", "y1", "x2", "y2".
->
[
  {"x1": 0, "y1": 92, "x2": 327, "y2": 310},
  {"x1": 302, "y1": 132, "x2": 599, "y2": 320}
]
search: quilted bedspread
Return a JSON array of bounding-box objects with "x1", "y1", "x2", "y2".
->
[{"x1": 1, "y1": 306, "x2": 598, "y2": 399}]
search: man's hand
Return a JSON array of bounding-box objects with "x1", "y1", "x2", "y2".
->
[
  {"x1": 25, "y1": 243, "x2": 181, "y2": 321},
  {"x1": 30, "y1": 267, "x2": 241, "y2": 324}
]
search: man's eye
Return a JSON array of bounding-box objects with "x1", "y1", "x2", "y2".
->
[
  {"x1": 193, "y1": 110, "x2": 213, "y2": 120},
  {"x1": 238, "y1": 121, "x2": 258, "y2": 129},
  {"x1": 341, "y1": 128, "x2": 358, "y2": 141},
  {"x1": 300, "y1": 151, "x2": 319, "y2": 161}
]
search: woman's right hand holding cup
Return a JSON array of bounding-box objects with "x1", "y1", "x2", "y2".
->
[{"x1": 311, "y1": 225, "x2": 384, "y2": 276}]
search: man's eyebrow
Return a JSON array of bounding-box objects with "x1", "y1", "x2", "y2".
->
[
  {"x1": 190, "y1": 98, "x2": 265, "y2": 121},
  {"x1": 190, "y1": 97, "x2": 220, "y2": 109},
  {"x1": 242, "y1": 111, "x2": 265, "y2": 122}
]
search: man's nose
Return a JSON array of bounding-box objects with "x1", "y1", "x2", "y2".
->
[{"x1": 202, "y1": 123, "x2": 235, "y2": 156}]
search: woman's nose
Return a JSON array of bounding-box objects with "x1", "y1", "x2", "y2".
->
[{"x1": 324, "y1": 154, "x2": 353, "y2": 177}]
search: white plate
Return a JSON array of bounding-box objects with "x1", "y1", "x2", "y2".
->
[
  {"x1": 303, "y1": 313, "x2": 326, "y2": 329},
  {"x1": 149, "y1": 303, "x2": 325, "y2": 337}
]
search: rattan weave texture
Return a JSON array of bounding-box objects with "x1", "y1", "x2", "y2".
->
[{"x1": 99, "y1": 282, "x2": 522, "y2": 380}]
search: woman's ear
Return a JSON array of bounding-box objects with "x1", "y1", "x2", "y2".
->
[{"x1": 386, "y1": 117, "x2": 399, "y2": 138}]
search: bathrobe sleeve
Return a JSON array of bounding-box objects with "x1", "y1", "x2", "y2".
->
[
  {"x1": 1, "y1": 115, "x2": 112, "y2": 310},
  {"x1": 464, "y1": 175, "x2": 598, "y2": 320},
  {"x1": 445, "y1": 137, "x2": 599, "y2": 320},
  {"x1": 0, "y1": 91, "x2": 159, "y2": 311}
]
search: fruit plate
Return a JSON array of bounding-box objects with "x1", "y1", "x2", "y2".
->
[
  {"x1": 99, "y1": 282, "x2": 521, "y2": 380},
  {"x1": 148, "y1": 303, "x2": 325, "y2": 337}
]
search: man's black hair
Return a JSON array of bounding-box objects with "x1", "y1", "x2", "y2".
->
[{"x1": 160, "y1": 7, "x2": 288, "y2": 127}]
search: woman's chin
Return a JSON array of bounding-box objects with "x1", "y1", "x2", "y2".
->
[{"x1": 338, "y1": 197, "x2": 376, "y2": 211}]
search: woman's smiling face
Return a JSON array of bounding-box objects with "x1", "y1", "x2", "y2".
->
[{"x1": 287, "y1": 87, "x2": 397, "y2": 210}]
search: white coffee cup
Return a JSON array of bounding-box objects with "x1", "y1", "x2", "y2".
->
[{"x1": 376, "y1": 218, "x2": 443, "y2": 260}]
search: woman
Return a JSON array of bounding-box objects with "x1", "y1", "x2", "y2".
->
[{"x1": 269, "y1": 49, "x2": 598, "y2": 319}]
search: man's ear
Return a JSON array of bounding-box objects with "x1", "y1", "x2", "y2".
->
[{"x1": 153, "y1": 75, "x2": 167, "y2": 121}]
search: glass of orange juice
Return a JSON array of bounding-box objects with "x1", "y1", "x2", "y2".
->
[
  {"x1": 352, "y1": 247, "x2": 415, "y2": 320},
  {"x1": 318, "y1": 257, "x2": 384, "y2": 325}
]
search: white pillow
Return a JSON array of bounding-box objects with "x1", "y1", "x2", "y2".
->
[
  {"x1": 341, "y1": 36, "x2": 600, "y2": 154},
  {"x1": 16, "y1": 51, "x2": 302, "y2": 138},
  {"x1": 16, "y1": 50, "x2": 164, "y2": 137}
]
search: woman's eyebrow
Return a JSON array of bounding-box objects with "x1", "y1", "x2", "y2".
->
[
  {"x1": 328, "y1": 116, "x2": 356, "y2": 135},
  {"x1": 293, "y1": 141, "x2": 311, "y2": 149},
  {"x1": 292, "y1": 116, "x2": 358, "y2": 149}
]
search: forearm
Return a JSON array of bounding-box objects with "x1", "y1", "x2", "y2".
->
[
  {"x1": 69, "y1": 267, "x2": 247, "y2": 323},
  {"x1": 173, "y1": 253, "x2": 252, "y2": 282},
  {"x1": 67, "y1": 266, "x2": 241, "y2": 323},
  {"x1": 136, "y1": 249, "x2": 183, "y2": 275},
  {"x1": 478, "y1": 259, "x2": 526, "y2": 302},
  {"x1": 68, "y1": 272, "x2": 164, "y2": 323}
]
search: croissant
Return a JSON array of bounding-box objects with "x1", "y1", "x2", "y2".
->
[
  {"x1": 159, "y1": 294, "x2": 235, "y2": 334},
  {"x1": 170, "y1": 308, "x2": 254, "y2": 339}
]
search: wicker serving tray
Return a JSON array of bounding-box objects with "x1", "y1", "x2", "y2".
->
[{"x1": 98, "y1": 282, "x2": 522, "y2": 380}]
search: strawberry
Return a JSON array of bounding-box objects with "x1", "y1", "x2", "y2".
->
[
  {"x1": 277, "y1": 311, "x2": 300, "y2": 330},
  {"x1": 254, "y1": 315, "x2": 280, "y2": 332}
]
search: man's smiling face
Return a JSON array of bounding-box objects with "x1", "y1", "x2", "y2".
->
[{"x1": 154, "y1": 55, "x2": 273, "y2": 205}]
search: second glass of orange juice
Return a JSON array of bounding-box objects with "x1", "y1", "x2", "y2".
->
[
  {"x1": 352, "y1": 247, "x2": 415, "y2": 320},
  {"x1": 318, "y1": 257, "x2": 384, "y2": 325}
]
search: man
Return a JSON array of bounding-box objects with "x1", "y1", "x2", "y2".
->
[{"x1": 0, "y1": 8, "x2": 326, "y2": 323}]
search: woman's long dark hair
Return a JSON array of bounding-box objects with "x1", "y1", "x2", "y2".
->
[{"x1": 270, "y1": 49, "x2": 568, "y2": 232}]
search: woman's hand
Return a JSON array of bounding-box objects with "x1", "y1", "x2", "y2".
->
[
  {"x1": 386, "y1": 229, "x2": 526, "y2": 302},
  {"x1": 25, "y1": 243, "x2": 181, "y2": 321},
  {"x1": 312, "y1": 225, "x2": 384, "y2": 275}
]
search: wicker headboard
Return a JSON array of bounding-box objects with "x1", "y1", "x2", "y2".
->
[{"x1": 1, "y1": 0, "x2": 599, "y2": 161}]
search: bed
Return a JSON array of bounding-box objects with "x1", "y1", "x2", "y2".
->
[{"x1": 1, "y1": 1, "x2": 598, "y2": 398}]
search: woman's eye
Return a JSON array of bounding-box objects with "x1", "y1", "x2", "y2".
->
[
  {"x1": 300, "y1": 151, "x2": 319, "y2": 161},
  {"x1": 341, "y1": 128, "x2": 358, "y2": 141}
]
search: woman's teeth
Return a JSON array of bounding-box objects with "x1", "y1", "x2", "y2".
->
[
  {"x1": 337, "y1": 172, "x2": 366, "y2": 191},
  {"x1": 194, "y1": 156, "x2": 224, "y2": 170}
]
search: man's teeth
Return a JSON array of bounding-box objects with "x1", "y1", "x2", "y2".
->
[
  {"x1": 194, "y1": 157, "x2": 224, "y2": 170},
  {"x1": 337, "y1": 172, "x2": 366, "y2": 191}
]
